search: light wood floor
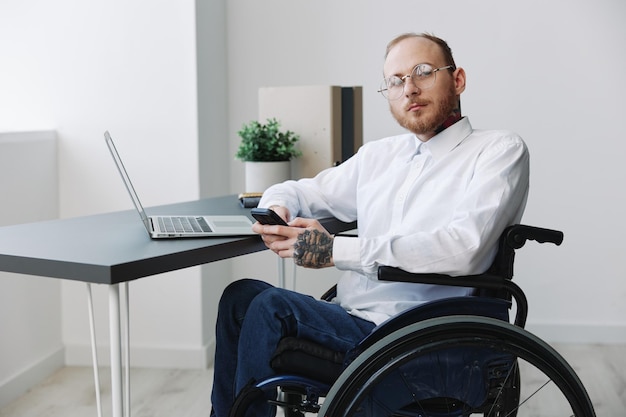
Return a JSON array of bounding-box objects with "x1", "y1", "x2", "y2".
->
[{"x1": 1, "y1": 344, "x2": 624, "y2": 417}]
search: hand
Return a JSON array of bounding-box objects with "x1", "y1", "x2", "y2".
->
[
  {"x1": 251, "y1": 206, "x2": 290, "y2": 246},
  {"x1": 290, "y1": 218, "x2": 334, "y2": 268},
  {"x1": 253, "y1": 215, "x2": 334, "y2": 269}
]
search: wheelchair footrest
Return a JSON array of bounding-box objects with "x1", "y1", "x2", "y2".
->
[
  {"x1": 270, "y1": 388, "x2": 322, "y2": 414},
  {"x1": 268, "y1": 398, "x2": 321, "y2": 414}
]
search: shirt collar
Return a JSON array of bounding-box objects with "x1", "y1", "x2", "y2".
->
[{"x1": 418, "y1": 117, "x2": 473, "y2": 160}]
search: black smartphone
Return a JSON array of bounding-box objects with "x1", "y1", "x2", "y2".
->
[{"x1": 250, "y1": 208, "x2": 288, "y2": 226}]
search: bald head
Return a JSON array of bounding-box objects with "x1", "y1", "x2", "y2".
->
[{"x1": 385, "y1": 33, "x2": 456, "y2": 70}]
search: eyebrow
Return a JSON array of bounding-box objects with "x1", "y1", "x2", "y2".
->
[{"x1": 386, "y1": 62, "x2": 434, "y2": 78}]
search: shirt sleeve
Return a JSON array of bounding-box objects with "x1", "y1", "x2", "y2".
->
[{"x1": 258, "y1": 151, "x2": 361, "y2": 223}]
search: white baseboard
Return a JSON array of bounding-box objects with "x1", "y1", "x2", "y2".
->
[
  {"x1": 0, "y1": 346, "x2": 65, "y2": 409},
  {"x1": 65, "y1": 341, "x2": 215, "y2": 369},
  {"x1": 526, "y1": 321, "x2": 626, "y2": 345}
]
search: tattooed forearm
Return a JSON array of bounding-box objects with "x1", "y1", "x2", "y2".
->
[{"x1": 293, "y1": 229, "x2": 333, "y2": 268}]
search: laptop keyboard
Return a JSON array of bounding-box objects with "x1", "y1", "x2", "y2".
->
[{"x1": 158, "y1": 216, "x2": 212, "y2": 233}]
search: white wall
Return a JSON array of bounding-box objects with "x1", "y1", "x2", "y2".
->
[
  {"x1": 0, "y1": 0, "x2": 212, "y2": 398},
  {"x1": 0, "y1": 132, "x2": 62, "y2": 408},
  {"x1": 195, "y1": 0, "x2": 234, "y2": 357},
  {"x1": 226, "y1": 0, "x2": 626, "y2": 343}
]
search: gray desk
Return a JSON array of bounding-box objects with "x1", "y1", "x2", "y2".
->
[{"x1": 0, "y1": 195, "x2": 356, "y2": 417}]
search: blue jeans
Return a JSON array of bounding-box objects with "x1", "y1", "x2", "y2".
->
[{"x1": 210, "y1": 278, "x2": 376, "y2": 417}]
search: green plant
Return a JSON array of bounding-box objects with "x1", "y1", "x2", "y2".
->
[{"x1": 235, "y1": 118, "x2": 301, "y2": 162}]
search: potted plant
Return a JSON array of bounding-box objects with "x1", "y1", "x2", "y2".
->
[{"x1": 236, "y1": 118, "x2": 301, "y2": 192}]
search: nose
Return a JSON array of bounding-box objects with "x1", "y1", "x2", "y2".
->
[{"x1": 404, "y1": 77, "x2": 420, "y2": 97}]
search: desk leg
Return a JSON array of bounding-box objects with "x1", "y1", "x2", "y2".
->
[
  {"x1": 122, "y1": 282, "x2": 131, "y2": 417},
  {"x1": 86, "y1": 284, "x2": 103, "y2": 417},
  {"x1": 109, "y1": 284, "x2": 124, "y2": 417},
  {"x1": 277, "y1": 257, "x2": 285, "y2": 288}
]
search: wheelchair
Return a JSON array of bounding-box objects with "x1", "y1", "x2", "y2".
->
[{"x1": 229, "y1": 225, "x2": 596, "y2": 417}]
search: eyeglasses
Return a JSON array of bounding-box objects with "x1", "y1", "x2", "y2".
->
[{"x1": 378, "y1": 63, "x2": 455, "y2": 100}]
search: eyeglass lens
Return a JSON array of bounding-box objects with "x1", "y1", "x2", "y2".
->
[{"x1": 380, "y1": 64, "x2": 438, "y2": 100}]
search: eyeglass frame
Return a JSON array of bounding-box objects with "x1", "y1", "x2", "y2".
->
[{"x1": 378, "y1": 63, "x2": 455, "y2": 100}]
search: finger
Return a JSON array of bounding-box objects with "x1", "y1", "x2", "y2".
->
[
  {"x1": 289, "y1": 217, "x2": 325, "y2": 232},
  {"x1": 269, "y1": 236, "x2": 295, "y2": 253},
  {"x1": 276, "y1": 247, "x2": 294, "y2": 259},
  {"x1": 260, "y1": 224, "x2": 293, "y2": 237},
  {"x1": 251, "y1": 222, "x2": 264, "y2": 234},
  {"x1": 253, "y1": 221, "x2": 292, "y2": 236}
]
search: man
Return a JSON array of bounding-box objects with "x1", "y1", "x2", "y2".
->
[{"x1": 210, "y1": 32, "x2": 529, "y2": 417}]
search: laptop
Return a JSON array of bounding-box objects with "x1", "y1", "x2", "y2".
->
[{"x1": 104, "y1": 131, "x2": 255, "y2": 238}]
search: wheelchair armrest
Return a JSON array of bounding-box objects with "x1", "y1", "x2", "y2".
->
[
  {"x1": 504, "y1": 224, "x2": 563, "y2": 249},
  {"x1": 377, "y1": 267, "x2": 528, "y2": 327},
  {"x1": 378, "y1": 267, "x2": 506, "y2": 288},
  {"x1": 492, "y1": 225, "x2": 564, "y2": 278},
  {"x1": 376, "y1": 224, "x2": 563, "y2": 327}
]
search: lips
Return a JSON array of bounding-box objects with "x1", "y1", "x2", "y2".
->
[{"x1": 407, "y1": 102, "x2": 427, "y2": 112}]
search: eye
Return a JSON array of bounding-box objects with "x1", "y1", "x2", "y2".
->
[
  {"x1": 415, "y1": 64, "x2": 434, "y2": 78},
  {"x1": 386, "y1": 76, "x2": 404, "y2": 88}
]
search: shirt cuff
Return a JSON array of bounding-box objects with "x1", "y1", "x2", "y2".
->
[{"x1": 333, "y1": 235, "x2": 362, "y2": 271}]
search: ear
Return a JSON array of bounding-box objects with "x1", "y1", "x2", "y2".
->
[{"x1": 453, "y1": 67, "x2": 466, "y2": 95}]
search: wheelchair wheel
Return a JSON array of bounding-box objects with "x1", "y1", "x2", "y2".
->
[{"x1": 319, "y1": 315, "x2": 595, "y2": 417}]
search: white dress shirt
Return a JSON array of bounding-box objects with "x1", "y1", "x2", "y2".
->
[{"x1": 259, "y1": 117, "x2": 529, "y2": 325}]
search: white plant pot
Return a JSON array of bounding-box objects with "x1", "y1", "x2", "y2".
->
[{"x1": 244, "y1": 161, "x2": 291, "y2": 193}]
